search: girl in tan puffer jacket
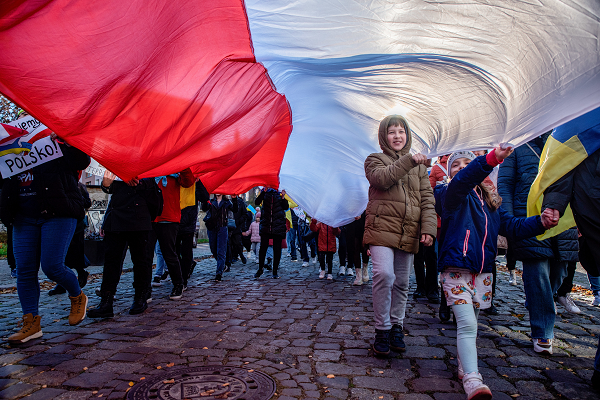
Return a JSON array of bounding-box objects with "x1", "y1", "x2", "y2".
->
[{"x1": 363, "y1": 115, "x2": 437, "y2": 357}]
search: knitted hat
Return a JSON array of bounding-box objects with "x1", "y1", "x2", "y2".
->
[{"x1": 447, "y1": 151, "x2": 476, "y2": 177}]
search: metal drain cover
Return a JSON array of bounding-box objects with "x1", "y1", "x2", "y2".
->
[{"x1": 127, "y1": 366, "x2": 276, "y2": 400}]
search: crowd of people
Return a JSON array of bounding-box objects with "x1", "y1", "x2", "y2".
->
[{"x1": 2, "y1": 111, "x2": 599, "y2": 399}]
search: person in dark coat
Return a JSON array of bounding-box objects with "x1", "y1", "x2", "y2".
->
[
  {"x1": 497, "y1": 133, "x2": 579, "y2": 355},
  {"x1": 229, "y1": 195, "x2": 248, "y2": 264},
  {"x1": 2, "y1": 134, "x2": 90, "y2": 343},
  {"x1": 202, "y1": 194, "x2": 237, "y2": 281},
  {"x1": 254, "y1": 187, "x2": 289, "y2": 279},
  {"x1": 88, "y1": 172, "x2": 157, "y2": 317},
  {"x1": 542, "y1": 143, "x2": 600, "y2": 389},
  {"x1": 177, "y1": 182, "x2": 199, "y2": 288}
]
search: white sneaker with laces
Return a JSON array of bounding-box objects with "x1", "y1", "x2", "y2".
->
[
  {"x1": 592, "y1": 294, "x2": 600, "y2": 306},
  {"x1": 339, "y1": 266, "x2": 346, "y2": 276},
  {"x1": 302, "y1": 261, "x2": 309, "y2": 267},
  {"x1": 319, "y1": 270, "x2": 326, "y2": 279},
  {"x1": 347, "y1": 268, "x2": 355, "y2": 276},
  {"x1": 462, "y1": 372, "x2": 492, "y2": 400},
  {"x1": 312, "y1": 258, "x2": 318, "y2": 265},
  {"x1": 533, "y1": 338, "x2": 553, "y2": 355},
  {"x1": 327, "y1": 274, "x2": 333, "y2": 280},
  {"x1": 557, "y1": 294, "x2": 581, "y2": 314},
  {"x1": 508, "y1": 270, "x2": 517, "y2": 286}
]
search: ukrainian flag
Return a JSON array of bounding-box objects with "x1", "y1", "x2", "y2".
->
[
  {"x1": 528, "y1": 106, "x2": 600, "y2": 240},
  {"x1": 285, "y1": 194, "x2": 299, "y2": 225}
]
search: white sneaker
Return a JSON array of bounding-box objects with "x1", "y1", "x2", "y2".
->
[
  {"x1": 353, "y1": 268, "x2": 363, "y2": 285},
  {"x1": 509, "y1": 270, "x2": 517, "y2": 286},
  {"x1": 347, "y1": 268, "x2": 355, "y2": 277},
  {"x1": 319, "y1": 270, "x2": 326, "y2": 279},
  {"x1": 557, "y1": 294, "x2": 581, "y2": 314},
  {"x1": 533, "y1": 338, "x2": 553, "y2": 355},
  {"x1": 462, "y1": 372, "x2": 492, "y2": 400},
  {"x1": 339, "y1": 266, "x2": 346, "y2": 276},
  {"x1": 312, "y1": 258, "x2": 318, "y2": 265},
  {"x1": 362, "y1": 265, "x2": 369, "y2": 283},
  {"x1": 592, "y1": 294, "x2": 600, "y2": 306},
  {"x1": 327, "y1": 274, "x2": 333, "y2": 280}
]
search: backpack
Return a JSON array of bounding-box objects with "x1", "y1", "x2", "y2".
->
[{"x1": 145, "y1": 180, "x2": 164, "y2": 220}]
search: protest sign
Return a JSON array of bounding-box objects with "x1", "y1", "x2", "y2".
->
[{"x1": 0, "y1": 116, "x2": 63, "y2": 178}]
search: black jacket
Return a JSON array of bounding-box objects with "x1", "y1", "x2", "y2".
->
[
  {"x1": 0, "y1": 143, "x2": 90, "y2": 224},
  {"x1": 180, "y1": 204, "x2": 199, "y2": 234},
  {"x1": 101, "y1": 179, "x2": 155, "y2": 232},
  {"x1": 255, "y1": 189, "x2": 289, "y2": 237},
  {"x1": 543, "y1": 148, "x2": 600, "y2": 275},
  {"x1": 498, "y1": 134, "x2": 578, "y2": 261},
  {"x1": 201, "y1": 197, "x2": 238, "y2": 230},
  {"x1": 232, "y1": 196, "x2": 249, "y2": 234}
]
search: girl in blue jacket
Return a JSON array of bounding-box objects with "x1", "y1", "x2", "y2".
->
[{"x1": 434, "y1": 147, "x2": 557, "y2": 400}]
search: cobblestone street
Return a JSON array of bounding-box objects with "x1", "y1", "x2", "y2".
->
[{"x1": 0, "y1": 251, "x2": 599, "y2": 400}]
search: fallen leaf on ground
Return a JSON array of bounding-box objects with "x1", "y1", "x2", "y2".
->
[
  {"x1": 129, "y1": 382, "x2": 134, "y2": 387},
  {"x1": 166, "y1": 362, "x2": 175, "y2": 367},
  {"x1": 327, "y1": 374, "x2": 335, "y2": 378},
  {"x1": 163, "y1": 379, "x2": 175, "y2": 384}
]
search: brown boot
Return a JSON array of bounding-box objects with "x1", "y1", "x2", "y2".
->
[
  {"x1": 69, "y1": 291, "x2": 88, "y2": 325},
  {"x1": 8, "y1": 314, "x2": 43, "y2": 343}
]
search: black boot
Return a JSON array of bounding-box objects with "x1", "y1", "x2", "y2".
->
[
  {"x1": 48, "y1": 284, "x2": 67, "y2": 296},
  {"x1": 77, "y1": 269, "x2": 89, "y2": 288},
  {"x1": 485, "y1": 302, "x2": 499, "y2": 315},
  {"x1": 389, "y1": 324, "x2": 406, "y2": 352},
  {"x1": 129, "y1": 290, "x2": 148, "y2": 315},
  {"x1": 254, "y1": 267, "x2": 264, "y2": 278},
  {"x1": 372, "y1": 329, "x2": 391, "y2": 357},
  {"x1": 439, "y1": 290, "x2": 450, "y2": 322},
  {"x1": 240, "y1": 253, "x2": 247, "y2": 264},
  {"x1": 88, "y1": 291, "x2": 114, "y2": 318}
]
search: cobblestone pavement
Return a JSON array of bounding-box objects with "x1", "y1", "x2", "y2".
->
[{"x1": 0, "y1": 251, "x2": 599, "y2": 400}]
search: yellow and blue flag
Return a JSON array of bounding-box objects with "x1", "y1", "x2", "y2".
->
[{"x1": 528, "y1": 106, "x2": 600, "y2": 239}]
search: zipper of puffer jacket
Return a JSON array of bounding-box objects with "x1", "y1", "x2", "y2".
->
[{"x1": 474, "y1": 187, "x2": 488, "y2": 274}]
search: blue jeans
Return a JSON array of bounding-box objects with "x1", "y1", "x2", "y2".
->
[
  {"x1": 208, "y1": 227, "x2": 228, "y2": 275},
  {"x1": 588, "y1": 274, "x2": 600, "y2": 295},
  {"x1": 154, "y1": 241, "x2": 168, "y2": 277},
  {"x1": 13, "y1": 216, "x2": 81, "y2": 316},
  {"x1": 522, "y1": 258, "x2": 567, "y2": 339},
  {"x1": 288, "y1": 228, "x2": 297, "y2": 259}
]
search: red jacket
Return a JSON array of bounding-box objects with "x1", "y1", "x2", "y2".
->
[
  {"x1": 310, "y1": 219, "x2": 340, "y2": 252},
  {"x1": 154, "y1": 169, "x2": 195, "y2": 223}
]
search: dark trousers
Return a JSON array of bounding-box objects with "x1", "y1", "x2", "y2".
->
[
  {"x1": 259, "y1": 234, "x2": 283, "y2": 275},
  {"x1": 147, "y1": 223, "x2": 182, "y2": 285},
  {"x1": 556, "y1": 261, "x2": 577, "y2": 297},
  {"x1": 101, "y1": 230, "x2": 151, "y2": 294},
  {"x1": 242, "y1": 235, "x2": 251, "y2": 252},
  {"x1": 230, "y1": 232, "x2": 245, "y2": 261},
  {"x1": 176, "y1": 231, "x2": 194, "y2": 285},
  {"x1": 338, "y1": 230, "x2": 347, "y2": 266},
  {"x1": 345, "y1": 223, "x2": 368, "y2": 269},
  {"x1": 7, "y1": 224, "x2": 15, "y2": 270},
  {"x1": 413, "y1": 239, "x2": 438, "y2": 295},
  {"x1": 506, "y1": 241, "x2": 517, "y2": 271},
  {"x1": 208, "y1": 226, "x2": 228, "y2": 275},
  {"x1": 319, "y1": 251, "x2": 334, "y2": 274}
]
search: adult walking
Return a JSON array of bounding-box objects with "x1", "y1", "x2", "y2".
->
[
  {"x1": 497, "y1": 133, "x2": 578, "y2": 355},
  {"x1": 254, "y1": 187, "x2": 289, "y2": 279},
  {"x1": 3, "y1": 133, "x2": 90, "y2": 343},
  {"x1": 363, "y1": 115, "x2": 437, "y2": 356},
  {"x1": 89, "y1": 173, "x2": 157, "y2": 317},
  {"x1": 202, "y1": 194, "x2": 237, "y2": 281}
]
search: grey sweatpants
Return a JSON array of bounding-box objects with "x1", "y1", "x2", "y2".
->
[{"x1": 371, "y1": 245, "x2": 413, "y2": 330}]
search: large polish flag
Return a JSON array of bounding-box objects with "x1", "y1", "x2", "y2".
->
[{"x1": 1, "y1": 0, "x2": 599, "y2": 226}]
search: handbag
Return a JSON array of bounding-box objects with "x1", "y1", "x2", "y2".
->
[{"x1": 227, "y1": 210, "x2": 236, "y2": 230}]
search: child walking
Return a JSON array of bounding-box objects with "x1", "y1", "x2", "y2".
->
[
  {"x1": 243, "y1": 213, "x2": 261, "y2": 261},
  {"x1": 363, "y1": 115, "x2": 437, "y2": 356},
  {"x1": 435, "y1": 148, "x2": 557, "y2": 399},
  {"x1": 309, "y1": 219, "x2": 340, "y2": 280}
]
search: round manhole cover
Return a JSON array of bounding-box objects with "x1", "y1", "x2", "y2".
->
[{"x1": 127, "y1": 366, "x2": 276, "y2": 400}]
